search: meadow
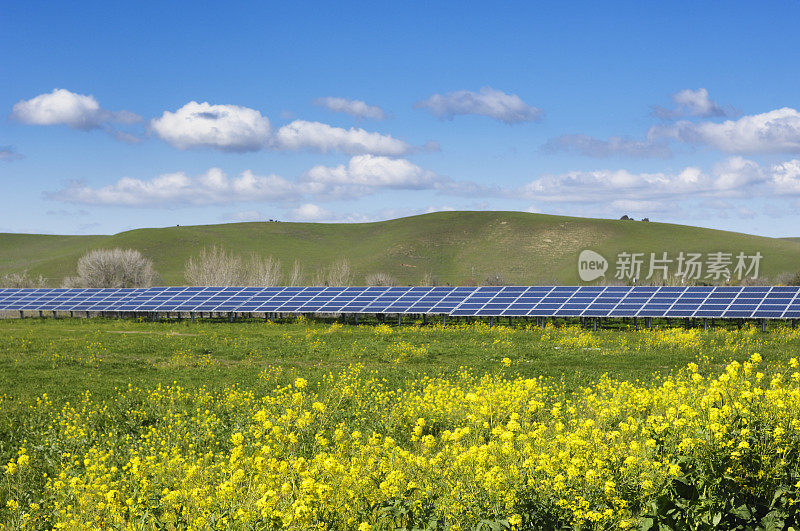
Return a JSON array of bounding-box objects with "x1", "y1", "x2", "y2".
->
[{"x1": 2, "y1": 317, "x2": 800, "y2": 528}]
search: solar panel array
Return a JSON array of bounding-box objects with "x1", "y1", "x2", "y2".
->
[{"x1": 1, "y1": 286, "x2": 800, "y2": 319}]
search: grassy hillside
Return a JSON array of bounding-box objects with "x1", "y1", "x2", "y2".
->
[{"x1": 2, "y1": 211, "x2": 800, "y2": 285}]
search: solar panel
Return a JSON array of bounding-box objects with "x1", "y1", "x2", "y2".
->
[{"x1": 2, "y1": 286, "x2": 800, "y2": 319}]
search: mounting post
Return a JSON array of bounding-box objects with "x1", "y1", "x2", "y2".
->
[
  {"x1": 442, "y1": 315, "x2": 446, "y2": 326},
  {"x1": 398, "y1": 314, "x2": 402, "y2": 326},
  {"x1": 761, "y1": 319, "x2": 766, "y2": 333},
  {"x1": 422, "y1": 314, "x2": 427, "y2": 325},
  {"x1": 52, "y1": 310, "x2": 57, "y2": 319},
  {"x1": 593, "y1": 318, "x2": 598, "y2": 332},
  {"x1": 19, "y1": 310, "x2": 23, "y2": 319}
]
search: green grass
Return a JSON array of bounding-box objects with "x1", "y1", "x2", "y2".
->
[
  {"x1": 3, "y1": 211, "x2": 800, "y2": 286},
  {"x1": 1, "y1": 316, "x2": 797, "y2": 405}
]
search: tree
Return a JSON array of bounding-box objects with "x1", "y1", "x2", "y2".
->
[
  {"x1": 313, "y1": 258, "x2": 352, "y2": 286},
  {"x1": 244, "y1": 254, "x2": 281, "y2": 286},
  {"x1": 184, "y1": 246, "x2": 283, "y2": 286},
  {"x1": 0, "y1": 271, "x2": 46, "y2": 288},
  {"x1": 365, "y1": 272, "x2": 398, "y2": 286},
  {"x1": 63, "y1": 248, "x2": 158, "y2": 288},
  {"x1": 184, "y1": 246, "x2": 243, "y2": 286},
  {"x1": 287, "y1": 260, "x2": 304, "y2": 286}
]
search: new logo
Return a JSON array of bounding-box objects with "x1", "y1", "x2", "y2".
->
[{"x1": 578, "y1": 250, "x2": 608, "y2": 282}]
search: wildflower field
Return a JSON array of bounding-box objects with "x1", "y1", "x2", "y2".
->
[{"x1": 2, "y1": 318, "x2": 800, "y2": 529}]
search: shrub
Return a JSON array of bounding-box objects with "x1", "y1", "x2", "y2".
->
[
  {"x1": 366, "y1": 272, "x2": 398, "y2": 286},
  {"x1": 314, "y1": 258, "x2": 353, "y2": 286},
  {"x1": 244, "y1": 254, "x2": 281, "y2": 287},
  {"x1": 185, "y1": 246, "x2": 284, "y2": 286},
  {"x1": 184, "y1": 246, "x2": 243, "y2": 286},
  {"x1": 287, "y1": 260, "x2": 305, "y2": 286},
  {"x1": 63, "y1": 248, "x2": 158, "y2": 288},
  {"x1": 0, "y1": 271, "x2": 46, "y2": 288}
]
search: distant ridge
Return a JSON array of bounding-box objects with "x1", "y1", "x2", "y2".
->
[{"x1": 2, "y1": 211, "x2": 800, "y2": 286}]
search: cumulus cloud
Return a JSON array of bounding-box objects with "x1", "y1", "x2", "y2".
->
[
  {"x1": 650, "y1": 107, "x2": 800, "y2": 154},
  {"x1": 518, "y1": 157, "x2": 769, "y2": 203},
  {"x1": 47, "y1": 168, "x2": 298, "y2": 206},
  {"x1": 290, "y1": 203, "x2": 334, "y2": 222},
  {"x1": 609, "y1": 199, "x2": 672, "y2": 213},
  {"x1": 771, "y1": 159, "x2": 800, "y2": 194},
  {"x1": 653, "y1": 88, "x2": 732, "y2": 119},
  {"x1": 45, "y1": 156, "x2": 473, "y2": 207},
  {"x1": 415, "y1": 87, "x2": 543, "y2": 124},
  {"x1": 150, "y1": 101, "x2": 271, "y2": 152},
  {"x1": 0, "y1": 146, "x2": 24, "y2": 162},
  {"x1": 300, "y1": 154, "x2": 443, "y2": 196},
  {"x1": 543, "y1": 134, "x2": 671, "y2": 158},
  {"x1": 273, "y1": 120, "x2": 412, "y2": 155},
  {"x1": 313, "y1": 97, "x2": 386, "y2": 120},
  {"x1": 11, "y1": 88, "x2": 140, "y2": 130}
]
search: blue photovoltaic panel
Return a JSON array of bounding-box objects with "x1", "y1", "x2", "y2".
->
[{"x1": 1, "y1": 286, "x2": 800, "y2": 319}]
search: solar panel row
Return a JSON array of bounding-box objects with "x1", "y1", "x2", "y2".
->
[{"x1": 1, "y1": 286, "x2": 799, "y2": 319}]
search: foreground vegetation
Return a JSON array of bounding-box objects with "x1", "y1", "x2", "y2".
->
[{"x1": 3, "y1": 318, "x2": 800, "y2": 528}]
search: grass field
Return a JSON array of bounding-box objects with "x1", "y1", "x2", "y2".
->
[
  {"x1": 3, "y1": 318, "x2": 800, "y2": 528},
  {"x1": 3, "y1": 211, "x2": 800, "y2": 286}
]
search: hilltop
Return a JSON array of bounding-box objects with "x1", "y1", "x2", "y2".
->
[{"x1": 1, "y1": 211, "x2": 799, "y2": 285}]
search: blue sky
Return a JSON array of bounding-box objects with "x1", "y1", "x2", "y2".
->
[{"x1": 2, "y1": 1, "x2": 800, "y2": 236}]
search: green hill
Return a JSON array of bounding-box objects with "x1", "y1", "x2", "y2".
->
[{"x1": 2, "y1": 211, "x2": 800, "y2": 286}]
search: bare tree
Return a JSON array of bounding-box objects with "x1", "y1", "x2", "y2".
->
[
  {"x1": 365, "y1": 272, "x2": 398, "y2": 286},
  {"x1": 484, "y1": 273, "x2": 506, "y2": 286},
  {"x1": 288, "y1": 260, "x2": 304, "y2": 286},
  {"x1": 326, "y1": 258, "x2": 352, "y2": 286},
  {"x1": 244, "y1": 254, "x2": 281, "y2": 286},
  {"x1": 64, "y1": 248, "x2": 158, "y2": 288},
  {"x1": 420, "y1": 272, "x2": 438, "y2": 287},
  {"x1": 184, "y1": 246, "x2": 243, "y2": 286},
  {"x1": 1, "y1": 271, "x2": 47, "y2": 288},
  {"x1": 312, "y1": 258, "x2": 352, "y2": 286}
]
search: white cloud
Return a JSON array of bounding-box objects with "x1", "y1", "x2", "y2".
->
[
  {"x1": 301, "y1": 154, "x2": 442, "y2": 196},
  {"x1": 711, "y1": 156, "x2": 766, "y2": 190},
  {"x1": 150, "y1": 101, "x2": 271, "y2": 152},
  {"x1": 519, "y1": 158, "x2": 766, "y2": 203},
  {"x1": 650, "y1": 107, "x2": 800, "y2": 154},
  {"x1": 771, "y1": 159, "x2": 800, "y2": 194},
  {"x1": 610, "y1": 199, "x2": 671, "y2": 213},
  {"x1": 47, "y1": 168, "x2": 298, "y2": 206},
  {"x1": 224, "y1": 210, "x2": 265, "y2": 222},
  {"x1": 0, "y1": 146, "x2": 23, "y2": 162},
  {"x1": 290, "y1": 203, "x2": 334, "y2": 221},
  {"x1": 653, "y1": 88, "x2": 732, "y2": 119},
  {"x1": 313, "y1": 97, "x2": 386, "y2": 120},
  {"x1": 11, "y1": 88, "x2": 140, "y2": 130},
  {"x1": 274, "y1": 120, "x2": 412, "y2": 155},
  {"x1": 415, "y1": 87, "x2": 543, "y2": 124},
  {"x1": 543, "y1": 134, "x2": 671, "y2": 158},
  {"x1": 45, "y1": 156, "x2": 467, "y2": 206}
]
